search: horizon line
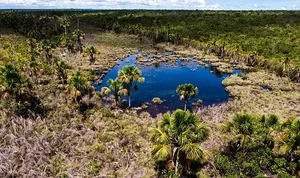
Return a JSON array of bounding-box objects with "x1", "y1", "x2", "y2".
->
[{"x1": 0, "y1": 8, "x2": 300, "y2": 11}]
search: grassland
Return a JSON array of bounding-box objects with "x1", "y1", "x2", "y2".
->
[{"x1": 1, "y1": 10, "x2": 300, "y2": 177}]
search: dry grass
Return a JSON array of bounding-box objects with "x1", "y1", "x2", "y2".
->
[
  {"x1": 223, "y1": 71, "x2": 300, "y2": 119},
  {"x1": 0, "y1": 106, "x2": 156, "y2": 177}
]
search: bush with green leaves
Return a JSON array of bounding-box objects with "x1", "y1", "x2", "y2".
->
[{"x1": 216, "y1": 114, "x2": 300, "y2": 177}]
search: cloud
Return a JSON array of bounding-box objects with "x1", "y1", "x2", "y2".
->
[
  {"x1": 0, "y1": 0, "x2": 208, "y2": 9},
  {"x1": 206, "y1": 3, "x2": 220, "y2": 10}
]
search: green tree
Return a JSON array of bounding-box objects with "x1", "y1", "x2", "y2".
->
[
  {"x1": 222, "y1": 114, "x2": 257, "y2": 166},
  {"x1": 84, "y1": 46, "x2": 100, "y2": 68},
  {"x1": 41, "y1": 39, "x2": 55, "y2": 65},
  {"x1": 67, "y1": 71, "x2": 89, "y2": 104},
  {"x1": 60, "y1": 16, "x2": 70, "y2": 36},
  {"x1": 29, "y1": 61, "x2": 40, "y2": 86},
  {"x1": 107, "y1": 78, "x2": 128, "y2": 106},
  {"x1": 278, "y1": 119, "x2": 300, "y2": 160},
  {"x1": 72, "y1": 29, "x2": 85, "y2": 53},
  {"x1": 0, "y1": 64, "x2": 27, "y2": 101},
  {"x1": 176, "y1": 83, "x2": 198, "y2": 111},
  {"x1": 117, "y1": 65, "x2": 144, "y2": 107},
  {"x1": 26, "y1": 38, "x2": 39, "y2": 61},
  {"x1": 281, "y1": 57, "x2": 292, "y2": 77},
  {"x1": 151, "y1": 109, "x2": 210, "y2": 176},
  {"x1": 54, "y1": 60, "x2": 68, "y2": 84}
]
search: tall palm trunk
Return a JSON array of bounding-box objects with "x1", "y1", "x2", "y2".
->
[
  {"x1": 64, "y1": 26, "x2": 67, "y2": 36},
  {"x1": 243, "y1": 151, "x2": 247, "y2": 168},
  {"x1": 156, "y1": 26, "x2": 159, "y2": 41},
  {"x1": 127, "y1": 83, "x2": 132, "y2": 107},
  {"x1": 173, "y1": 147, "x2": 179, "y2": 175},
  {"x1": 128, "y1": 95, "x2": 131, "y2": 108},
  {"x1": 77, "y1": 18, "x2": 80, "y2": 29},
  {"x1": 114, "y1": 92, "x2": 119, "y2": 106},
  {"x1": 184, "y1": 100, "x2": 188, "y2": 111}
]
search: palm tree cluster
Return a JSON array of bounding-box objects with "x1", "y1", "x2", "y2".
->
[
  {"x1": 216, "y1": 114, "x2": 300, "y2": 177},
  {"x1": 151, "y1": 109, "x2": 210, "y2": 177},
  {"x1": 77, "y1": 10, "x2": 300, "y2": 82},
  {"x1": 101, "y1": 65, "x2": 144, "y2": 107}
]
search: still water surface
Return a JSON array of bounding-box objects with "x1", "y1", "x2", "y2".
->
[{"x1": 94, "y1": 52, "x2": 242, "y2": 116}]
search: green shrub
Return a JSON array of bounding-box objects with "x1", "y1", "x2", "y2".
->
[
  {"x1": 277, "y1": 171, "x2": 293, "y2": 178},
  {"x1": 161, "y1": 169, "x2": 179, "y2": 178},
  {"x1": 270, "y1": 158, "x2": 287, "y2": 174},
  {"x1": 214, "y1": 152, "x2": 237, "y2": 176},
  {"x1": 238, "y1": 73, "x2": 248, "y2": 80},
  {"x1": 86, "y1": 162, "x2": 103, "y2": 175},
  {"x1": 244, "y1": 161, "x2": 262, "y2": 177},
  {"x1": 100, "y1": 107, "x2": 114, "y2": 117}
]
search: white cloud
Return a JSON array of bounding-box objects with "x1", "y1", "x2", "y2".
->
[
  {"x1": 291, "y1": 4, "x2": 298, "y2": 9},
  {"x1": 0, "y1": 0, "x2": 208, "y2": 9},
  {"x1": 281, "y1": 6, "x2": 287, "y2": 10},
  {"x1": 253, "y1": 3, "x2": 257, "y2": 8},
  {"x1": 206, "y1": 3, "x2": 220, "y2": 10}
]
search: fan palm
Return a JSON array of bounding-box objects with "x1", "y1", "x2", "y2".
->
[
  {"x1": 84, "y1": 46, "x2": 100, "y2": 69},
  {"x1": 41, "y1": 39, "x2": 55, "y2": 65},
  {"x1": 27, "y1": 38, "x2": 39, "y2": 61},
  {"x1": 54, "y1": 60, "x2": 68, "y2": 84},
  {"x1": 60, "y1": 16, "x2": 70, "y2": 36},
  {"x1": 67, "y1": 71, "x2": 89, "y2": 103},
  {"x1": 176, "y1": 83, "x2": 198, "y2": 111},
  {"x1": 29, "y1": 61, "x2": 40, "y2": 85},
  {"x1": 0, "y1": 64, "x2": 27, "y2": 101},
  {"x1": 150, "y1": 109, "x2": 210, "y2": 176},
  {"x1": 222, "y1": 114, "x2": 257, "y2": 166},
  {"x1": 72, "y1": 29, "x2": 85, "y2": 53},
  {"x1": 117, "y1": 65, "x2": 144, "y2": 107},
  {"x1": 107, "y1": 78, "x2": 128, "y2": 105},
  {"x1": 282, "y1": 57, "x2": 292, "y2": 76},
  {"x1": 278, "y1": 119, "x2": 300, "y2": 160}
]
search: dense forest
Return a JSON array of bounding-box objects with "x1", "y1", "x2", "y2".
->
[{"x1": 1, "y1": 10, "x2": 300, "y2": 177}]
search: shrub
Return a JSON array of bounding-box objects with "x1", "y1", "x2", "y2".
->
[
  {"x1": 244, "y1": 161, "x2": 262, "y2": 177},
  {"x1": 214, "y1": 152, "x2": 237, "y2": 176},
  {"x1": 238, "y1": 73, "x2": 248, "y2": 80}
]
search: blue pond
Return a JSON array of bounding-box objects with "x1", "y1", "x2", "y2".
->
[{"x1": 94, "y1": 52, "x2": 241, "y2": 116}]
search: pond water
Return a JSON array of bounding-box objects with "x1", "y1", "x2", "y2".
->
[{"x1": 93, "y1": 52, "x2": 242, "y2": 116}]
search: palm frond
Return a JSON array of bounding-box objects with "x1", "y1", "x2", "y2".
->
[
  {"x1": 180, "y1": 143, "x2": 210, "y2": 163},
  {"x1": 151, "y1": 144, "x2": 172, "y2": 161},
  {"x1": 151, "y1": 128, "x2": 170, "y2": 144}
]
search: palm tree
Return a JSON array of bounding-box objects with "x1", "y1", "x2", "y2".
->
[
  {"x1": 107, "y1": 78, "x2": 128, "y2": 106},
  {"x1": 60, "y1": 16, "x2": 70, "y2": 36},
  {"x1": 54, "y1": 60, "x2": 68, "y2": 84},
  {"x1": 72, "y1": 29, "x2": 85, "y2": 53},
  {"x1": 27, "y1": 38, "x2": 39, "y2": 61},
  {"x1": 154, "y1": 19, "x2": 161, "y2": 42},
  {"x1": 84, "y1": 46, "x2": 100, "y2": 69},
  {"x1": 41, "y1": 39, "x2": 55, "y2": 65},
  {"x1": 176, "y1": 83, "x2": 198, "y2": 111},
  {"x1": 277, "y1": 118, "x2": 300, "y2": 161},
  {"x1": 67, "y1": 71, "x2": 89, "y2": 103},
  {"x1": 0, "y1": 64, "x2": 27, "y2": 101},
  {"x1": 151, "y1": 109, "x2": 210, "y2": 176},
  {"x1": 29, "y1": 61, "x2": 40, "y2": 85},
  {"x1": 117, "y1": 65, "x2": 145, "y2": 107},
  {"x1": 282, "y1": 57, "x2": 291, "y2": 76},
  {"x1": 222, "y1": 114, "x2": 257, "y2": 166}
]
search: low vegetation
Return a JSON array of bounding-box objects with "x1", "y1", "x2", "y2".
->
[{"x1": 0, "y1": 10, "x2": 300, "y2": 177}]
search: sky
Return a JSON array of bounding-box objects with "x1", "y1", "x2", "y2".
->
[{"x1": 0, "y1": 0, "x2": 300, "y2": 10}]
